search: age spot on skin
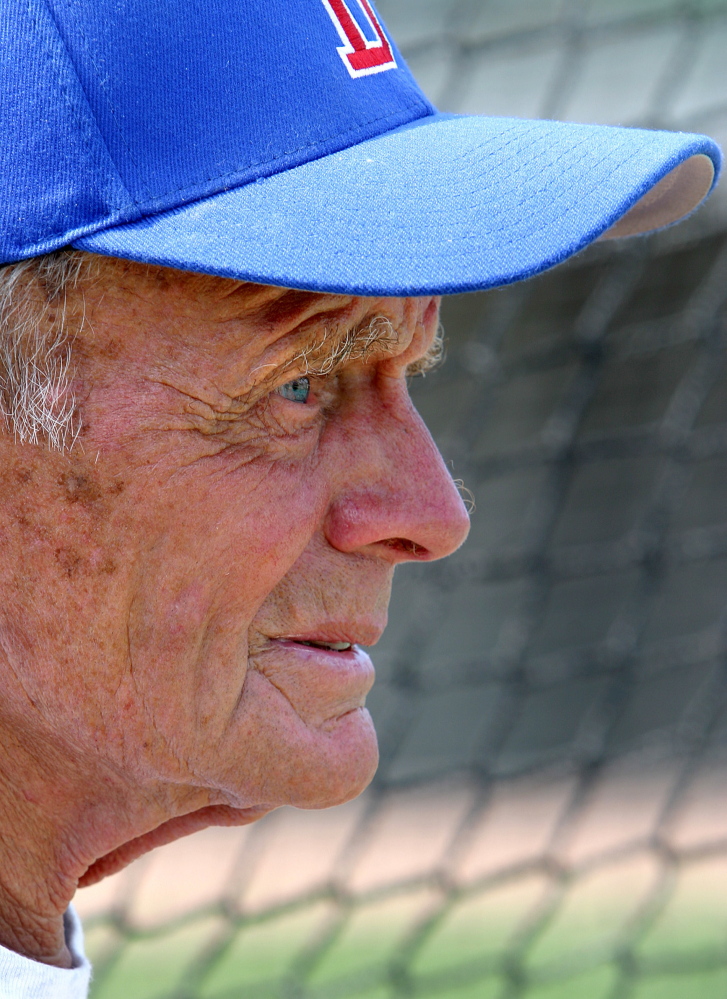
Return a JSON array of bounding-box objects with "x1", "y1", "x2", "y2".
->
[
  {"x1": 59, "y1": 471, "x2": 105, "y2": 505},
  {"x1": 58, "y1": 470, "x2": 125, "y2": 506},
  {"x1": 97, "y1": 337, "x2": 123, "y2": 361},
  {"x1": 54, "y1": 547, "x2": 83, "y2": 578},
  {"x1": 14, "y1": 513, "x2": 49, "y2": 542}
]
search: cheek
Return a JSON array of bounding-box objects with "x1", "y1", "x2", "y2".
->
[
  {"x1": 120, "y1": 460, "x2": 332, "y2": 736},
  {"x1": 207, "y1": 459, "x2": 330, "y2": 585},
  {"x1": 150, "y1": 455, "x2": 329, "y2": 600}
]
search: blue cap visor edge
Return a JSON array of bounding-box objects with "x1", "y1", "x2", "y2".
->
[{"x1": 73, "y1": 113, "x2": 723, "y2": 298}]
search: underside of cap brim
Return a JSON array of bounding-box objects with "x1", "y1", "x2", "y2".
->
[
  {"x1": 601, "y1": 153, "x2": 716, "y2": 239},
  {"x1": 74, "y1": 113, "x2": 722, "y2": 298}
]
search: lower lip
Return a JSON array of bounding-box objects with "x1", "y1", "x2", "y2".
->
[{"x1": 270, "y1": 639, "x2": 375, "y2": 690}]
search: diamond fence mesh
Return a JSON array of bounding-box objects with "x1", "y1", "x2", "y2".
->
[{"x1": 77, "y1": 3, "x2": 727, "y2": 998}]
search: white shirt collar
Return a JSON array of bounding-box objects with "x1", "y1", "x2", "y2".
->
[{"x1": 0, "y1": 904, "x2": 91, "y2": 999}]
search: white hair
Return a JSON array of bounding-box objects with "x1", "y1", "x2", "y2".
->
[{"x1": 0, "y1": 250, "x2": 94, "y2": 452}]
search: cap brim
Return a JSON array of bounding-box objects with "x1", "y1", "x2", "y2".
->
[{"x1": 74, "y1": 113, "x2": 721, "y2": 297}]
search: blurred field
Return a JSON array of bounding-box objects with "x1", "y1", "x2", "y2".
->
[{"x1": 77, "y1": 757, "x2": 727, "y2": 998}]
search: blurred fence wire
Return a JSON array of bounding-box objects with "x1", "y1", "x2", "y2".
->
[{"x1": 78, "y1": 2, "x2": 727, "y2": 998}]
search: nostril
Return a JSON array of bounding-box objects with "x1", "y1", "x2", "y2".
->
[{"x1": 382, "y1": 537, "x2": 430, "y2": 558}]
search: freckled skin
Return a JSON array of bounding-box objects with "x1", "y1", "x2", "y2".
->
[{"x1": 0, "y1": 257, "x2": 470, "y2": 968}]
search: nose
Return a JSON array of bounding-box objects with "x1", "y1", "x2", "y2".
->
[{"x1": 324, "y1": 378, "x2": 471, "y2": 563}]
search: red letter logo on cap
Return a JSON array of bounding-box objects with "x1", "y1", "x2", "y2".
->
[{"x1": 321, "y1": 0, "x2": 397, "y2": 78}]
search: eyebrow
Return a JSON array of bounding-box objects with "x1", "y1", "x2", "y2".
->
[
  {"x1": 292, "y1": 316, "x2": 444, "y2": 379},
  {"x1": 293, "y1": 315, "x2": 398, "y2": 377}
]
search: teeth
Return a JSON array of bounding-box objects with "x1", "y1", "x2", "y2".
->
[{"x1": 301, "y1": 640, "x2": 352, "y2": 651}]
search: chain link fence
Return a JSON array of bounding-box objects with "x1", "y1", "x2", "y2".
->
[{"x1": 77, "y1": 2, "x2": 727, "y2": 998}]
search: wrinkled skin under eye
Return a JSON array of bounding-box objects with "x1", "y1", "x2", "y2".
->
[{"x1": 277, "y1": 377, "x2": 310, "y2": 403}]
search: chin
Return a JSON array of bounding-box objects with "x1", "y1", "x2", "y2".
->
[{"x1": 289, "y1": 707, "x2": 379, "y2": 811}]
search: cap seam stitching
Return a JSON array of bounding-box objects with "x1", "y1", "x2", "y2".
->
[
  {"x1": 33, "y1": 0, "x2": 137, "y2": 215},
  {"x1": 50, "y1": 0, "x2": 151, "y2": 204},
  {"x1": 28, "y1": 102, "x2": 431, "y2": 247},
  {"x1": 474, "y1": 145, "x2": 701, "y2": 251},
  {"x1": 128, "y1": 100, "x2": 432, "y2": 215}
]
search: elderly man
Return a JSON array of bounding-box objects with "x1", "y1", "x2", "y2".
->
[{"x1": 0, "y1": 0, "x2": 721, "y2": 995}]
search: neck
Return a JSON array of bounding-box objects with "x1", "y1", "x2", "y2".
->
[
  {"x1": 0, "y1": 755, "x2": 77, "y2": 966},
  {"x1": 0, "y1": 719, "x2": 162, "y2": 968},
  {"x1": 0, "y1": 900, "x2": 72, "y2": 970},
  {"x1": 0, "y1": 712, "x2": 266, "y2": 968}
]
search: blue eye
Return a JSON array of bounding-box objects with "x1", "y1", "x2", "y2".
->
[{"x1": 277, "y1": 377, "x2": 310, "y2": 403}]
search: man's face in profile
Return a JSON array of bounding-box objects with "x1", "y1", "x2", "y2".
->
[{"x1": 3, "y1": 256, "x2": 469, "y2": 885}]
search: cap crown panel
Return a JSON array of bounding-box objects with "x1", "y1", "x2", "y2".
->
[
  {"x1": 0, "y1": 0, "x2": 134, "y2": 259},
  {"x1": 44, "y1": 0, "x2": 433, "y2": 213}
]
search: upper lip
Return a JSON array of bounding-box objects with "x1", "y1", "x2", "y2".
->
[
  {"x1": 294, "y1": 639, "x2": 354, "y2": 651},
  {"x1": 272, "y1": 623, "x2": 384, "y2": 647}
]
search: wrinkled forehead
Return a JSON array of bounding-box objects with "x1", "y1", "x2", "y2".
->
[{"x1": 80, "y1": 256, "x2": 438, "y2": 371}]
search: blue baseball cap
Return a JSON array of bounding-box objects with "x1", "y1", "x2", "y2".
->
[{"x1": 2, "y1": 0, "x2": 722, "y2": 297}]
